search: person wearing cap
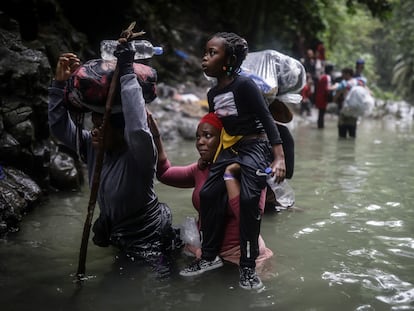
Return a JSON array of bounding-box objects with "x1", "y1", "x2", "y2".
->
[
  {"x1": 148, "y1": 112, "x2": 274, "y2": 273},
  {"x1": 354, "y1": 58, "x2": 365, "y2": 78},
  {"x1": 354, "y1": 58, "x2": 368, "y2": 86},
  {"x1": 48, "y1": 46, "x2": 180, "y2": 273}
]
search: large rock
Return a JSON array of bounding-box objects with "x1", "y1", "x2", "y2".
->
[{"x1": 0, "y1": 166, "x2": 42, "y2": 234}]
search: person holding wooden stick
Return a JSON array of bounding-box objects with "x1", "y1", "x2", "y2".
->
[{"x1": 48, "y1": 43, "x2": 180, "y2": 274}]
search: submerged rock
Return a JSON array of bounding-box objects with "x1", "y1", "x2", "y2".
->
[{"x1": 0, "y1": 166, "x2": 42, "y2": 234}]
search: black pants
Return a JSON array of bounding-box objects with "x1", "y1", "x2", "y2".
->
[
  {"x1": 199, "y1": 138, "x2": 271, "y2": 268},
  {"x1": 338, "y1": 114, "x2": 357, "y2": 138},
  {"x1": 338, "y1": 124, "x2": 356, "y2": 138},
  {"x1": 317, "y1": 108, "x2": 326, "y2": 128}
]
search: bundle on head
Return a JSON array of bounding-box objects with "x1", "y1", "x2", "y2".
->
[{"x1": 64, "y1": 59, "x2": 157, "y2": 114}]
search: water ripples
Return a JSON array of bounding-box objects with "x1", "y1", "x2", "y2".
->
[{"x1": 322, "y1": 268, "x2": 414, "y2": 308}]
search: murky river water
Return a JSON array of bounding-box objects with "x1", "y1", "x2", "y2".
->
[{"x1": 1, "y1": 116, "x2": 413, "y2": 311}]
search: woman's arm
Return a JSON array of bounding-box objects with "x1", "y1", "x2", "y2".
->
[
  {"x1": 147, "y1": 112, "x2": 197, "y2": 188},
  {"x1": 157, "y1": 160, "x2": 198, "y2": 188},
  {"x1": 147, "y1": 113, "x2": 167, "y2": 163}
]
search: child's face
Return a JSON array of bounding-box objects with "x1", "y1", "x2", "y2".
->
[{"x1": 202, "y1": 36, "x2": 227, "y2": 78}]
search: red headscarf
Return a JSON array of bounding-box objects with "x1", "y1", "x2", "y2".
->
[{"x1": 199, "y1": 112, "x2": 223, "y2": 130}]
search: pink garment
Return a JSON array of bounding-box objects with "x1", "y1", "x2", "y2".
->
[{"x1": 157, "y1": 158, "x2": 273, "y2": 266}]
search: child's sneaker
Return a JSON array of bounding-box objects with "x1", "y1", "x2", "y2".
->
[
  {"x1": 179, "y1": 256, "x2": 223, "y2": 276},
  {"x1": 239, "y1": 266, "x2": 264, "y2": 290}
]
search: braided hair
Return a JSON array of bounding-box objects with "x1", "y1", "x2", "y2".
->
[{"x1": 211, "y1": 32, "x2": 249, "y2": 76}]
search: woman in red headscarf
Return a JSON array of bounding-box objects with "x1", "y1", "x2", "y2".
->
[{"x1": 148, "y1": 112, "x2": 273, "y2": 272}]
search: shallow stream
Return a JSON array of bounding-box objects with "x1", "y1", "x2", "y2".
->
[{"x1": 1, "y1": 116, "x2": 413, "y2": 311}]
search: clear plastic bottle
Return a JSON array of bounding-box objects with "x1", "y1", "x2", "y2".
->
[
  {"x1": 262, "y1": 167, "x2": 295, "y2": 208},
  {"x1": 100, "y1": 40, "x2": 163, "y2": 61},
  {"x1": 180, "y1": 216, "x2": 201, "y2": 248}
]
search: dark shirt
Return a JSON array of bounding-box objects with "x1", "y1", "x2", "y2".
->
[
  {"x1": 48, "y1": 74, "x2": 162, "y2": 250},
  {"x1": 207, "y1": 75, "x2": 282, "y2": 146}
]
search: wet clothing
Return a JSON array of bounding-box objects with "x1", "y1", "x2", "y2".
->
[
  {"x1": 338, "y1": 112, "x2": 357, "y2": 138},
  {"x1": 200, "y1": 138, "x2": 272, "y2": 268},
  {"x1": 48, "y1": 74, "x2": 175, "y2": 260},
  {"x1": 203, "y1": 75, "x2": 282, "y2": 268},
  {"x1": 156, "y1": 158, "x2": 273, "y2": 267},
  {"x1": 334, "y1": 78, "x2": 359, "y2": 139}
]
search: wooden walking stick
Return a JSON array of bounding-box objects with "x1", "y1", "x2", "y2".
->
[{"x1": 76, "y1": 22, "x2": 145, "y2": 280}]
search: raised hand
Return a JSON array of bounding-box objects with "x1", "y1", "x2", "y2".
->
[
  {"x1": 114, "y1": 42, "x2": 135, "y2": 76},
  {"x1": 147, "y1": 112, "x2": 160, "y2": 138},
  {"x1": 55, "y1": 53, "x2": 80, "y2": 81}
]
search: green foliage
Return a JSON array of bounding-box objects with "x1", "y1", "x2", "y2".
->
[
  {"x1": 57, "y1": 0, "x2": 399, "y2": 90},
  {"x1": 346, "y1": 0, "x2": 393, "y2": 20},
  {"x1": 389, "y1": 0, "x2": 414, "y2": 103},
  {"x1": 319, "y1": 0, "x2": 413, "y2": 103},
  {"x1": 323, "y1": 4, "x2": 382, "y2": 82}
]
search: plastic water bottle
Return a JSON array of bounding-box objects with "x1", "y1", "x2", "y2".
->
[
  {"x1": 261, "y1": 167, "x2": 295, "y2": 208},
  {"x1": 100, "y1": 40, "x2": 163, "y2": 61}
]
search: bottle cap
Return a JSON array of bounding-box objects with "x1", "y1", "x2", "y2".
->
[
  {"x1": 264, "y1": 167, "x2": 272, "y2": 174},
  {"x1": 153, "y1": 46, "x2": 163, "y2": 56}
]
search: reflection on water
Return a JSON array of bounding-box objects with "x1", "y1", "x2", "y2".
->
[{"x1": 1, "y1": 118, "x2": 414, "y2": 311}]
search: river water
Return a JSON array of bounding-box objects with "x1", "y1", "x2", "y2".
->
[{"x1": 1, "y1": 116, "x2": 413, "y2": 311}]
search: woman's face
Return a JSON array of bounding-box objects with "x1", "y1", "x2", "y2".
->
[
  {"x1": 196, "y1": 122, "x2": 221, "y2": 163},
  {"x1": 202, "y1": 36, "x2": 227, "y2": 78},
  {"x1": 91, "y1": 113, "x2": 104, "y2": 150},
  {"x1": 91, "y1": 112, "x2": 116, "y2": 150}
]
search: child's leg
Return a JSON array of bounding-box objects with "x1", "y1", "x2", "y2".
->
[
  {"x1": 239, "y1": 165, "x2": 263, "y2": 268},
  {"x1": 224, "y1": 162, "x2": 241, "y2": 199},
  {"x1": 237, "y1": 141, "x2": 270, "y2": 269},
  {"x1": 199, "y1": 160, "x2": 229, "y2": 260}
]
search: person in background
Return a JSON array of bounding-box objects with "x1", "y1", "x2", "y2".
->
[
  {"x1": 354, "y1": 59, "x2": 366, "y2": 79},
  {"x1": 314, "y1": 41, "x2": 326, "y2": 80},
  {"x1": 148, "y1": 112, "x2": 273, "y2": 273},
  {"x1": 300, "y1": 72, "x2": 313, "y2": 116},
  {"x1": 179, "y1": 32, "x2": 286, "y2": 290},
  {"x1": 354, "y1": 58, "x2": 368, "y2": 90},
  {"x1": 48, "y1": 45, "x2": 179, "y2": 274},
  {"x1": 302, "y1": 49, "x2": 316, "y2": 77},
  {"x1": 314, "y1": 63, "x2": 334, "y2": 129},
  {"x1": 332, "y1": 67, "x2": 367, "y2": 139},
  {"x1": 316, "y1": 41, "x2": 326, "y2": 64},
  {"x1": 331, "y1": 68, "x2": 357, "y2": 105}
]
